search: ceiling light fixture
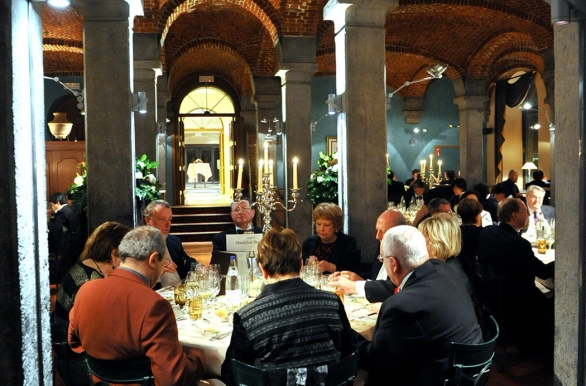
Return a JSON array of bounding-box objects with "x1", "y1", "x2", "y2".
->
[
  {"x1": 387, "y1": 63, "x2": 448, "y2": 109},
  {"x1": 551, "y1": 0, "x2": 571, "y2": 25},
  {"x1": 519, "y1": 103, "x2": 554, "y2": 131}
]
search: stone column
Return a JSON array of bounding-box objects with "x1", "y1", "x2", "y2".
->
[
  {"x1": 72, "y1": 0, "x2": 143, "y2": 231},
  {"x1": 541, "y1": 48, "x2": 556, "y2": 205},
  {"x1": 156, "y1": 72, "x2": 171, "y2": 195},
  {"x1": 275, "y1": 38, "x2": 317, "y2": 239},
  {"x1": 240, "y1": 98, "x2": 258, "y2": 197},
  {"x1": 453, "y1": 80, "x2": 488, "y2": 186},
  {"x1": 324, "y1": 0, "x2": 397, "y2": 260},
  {"x1": 0, "y1": 2, "x2": 51, "y2": 384},
  {"x1": 553, "y1": 20, "x2": 585, "y2": 385},
  {"x1": 134, "y1": 33, "x2": 162, "y2": 161}
]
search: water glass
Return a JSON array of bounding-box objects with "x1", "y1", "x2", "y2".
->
[{"x1": 174, "y1": 284, "x2": 187, "y2": 308}]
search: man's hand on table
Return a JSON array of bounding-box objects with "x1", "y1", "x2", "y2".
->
[{"x1": 338, "y1": 270, "x2": 364, "y2": 282}]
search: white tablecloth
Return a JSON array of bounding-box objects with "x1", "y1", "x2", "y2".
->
[
  {"x1": 533, "y1": 248, "x2": 555, "y2": 296},
  {"x1": 187, "y1": 163, "x2": 212, "y2": 183},
  {"x1": 157, "y1": 289, "x2": 376, "y2": 377}
]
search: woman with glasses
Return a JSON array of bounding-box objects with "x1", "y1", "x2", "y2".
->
[
  {"x1": 418, "y1": 213, "x2": 474, "y2": 297},
  {"x1": 302, "y1": 202, "x2": 361, "y2": 274}
]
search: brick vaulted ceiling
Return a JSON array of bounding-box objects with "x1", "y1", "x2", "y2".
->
[{"x1": 42, "y1": 0, "x2": 553, "y2": 99}]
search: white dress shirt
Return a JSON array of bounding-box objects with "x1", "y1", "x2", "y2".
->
[
  {"x1": 354, "y1": 264, "x2": 388, "y2": 297},
  {"x1": 522, "y1": 209, "x2": 551, "y2": 243}
]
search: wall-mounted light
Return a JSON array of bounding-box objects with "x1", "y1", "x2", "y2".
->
[
  {"x1": 519, "y1": 103, "x2": 554, "y2": 131},
  {"x1": 44, "y1": 76, "x2": 85, "y2": 114},
  {"x1": 387, "y1": 63, "x2": 448, "y2": 109},
  {"x1": 132, "y1": 92, "x2": 148, "y2": 114},
  {"x1": 261, "y1": 117, "x2": 279, "y2": 141},
  {"x1": 326, "y1": 94, "x2": 341, "y2": 115},
  {"x1": 551, "y1": 0, "x2": 571, "y2": 25}
]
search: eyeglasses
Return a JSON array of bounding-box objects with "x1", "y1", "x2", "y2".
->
[
  {"x1": 163, "y1": 256, "x2": 172, "y2": 267},
  {"x1": 377, "y1": 255, "x2": 392, "y2": 262},
  {"x1": 527, "y1": 195, "x2": 544, "y2": 201},
  {"x1": 440, "y1": 209, "x2": 453, "y2": 215}
]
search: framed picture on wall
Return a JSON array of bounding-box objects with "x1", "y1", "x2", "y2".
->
[{"x1": 326, "y1": 136, "x2": 338, "y2": 154}]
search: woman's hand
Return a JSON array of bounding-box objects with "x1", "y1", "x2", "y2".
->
[{"x1": 317, "y1": 260, "x2": 336, "y2": 273}]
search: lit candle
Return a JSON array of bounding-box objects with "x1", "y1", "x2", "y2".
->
[
  {"x1": 258, "y1": 161, "x2": 263, "y2": 192},
  {"x1": 437, "y1": 160, "x2": 442, "y2": 177},
  {"x1": 419, "y1": 160, "x2": 424, "y2": 173},
  {"x1": 263, "y1": 142, "x2": 269, "y2": 173},
  {"x1": 386, "y1": 153, "x2": 389, "y2": 166},
  {"x1": 429, "y1": 154, "x2": 433, "y2": 167},
  {"x1": 422, "y1": 160, "x2": 426, "y2": 173},
  {"x1": 237, "y1": 159, "x2": 243, "y2": 189},
  {"x1": 293, "y1": 157, "x2": 298, "y2": 189},
  {"x1": 269, "y1": 160, "x2": 274, "y2": 186}
]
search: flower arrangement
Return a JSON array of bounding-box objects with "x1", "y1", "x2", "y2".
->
[
  {"x1": 307, "y1": 151, "x2": 338, "y2": 205},
  {"x1": 65, "y1": 154, "x2": 162, "y2": 213}
]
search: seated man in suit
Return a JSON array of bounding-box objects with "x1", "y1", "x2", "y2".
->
[
  {"x1": 521, "y1": 184, "x2": 555, "y2": 243},
  {"x1": 440, "y1": 169, "x2": 456, "y2": 185},
  {"x1": 212, "y1": 198, "x2": 262, "y2": 251},
  {"x1": 413, "y1": 197, "x2": 451, "y2": 227},
  {"x1": 356, "y1": 225, "x2": 483, "y2": 385},
  {"x1": 478, "y1": 198, "x2": 554, "y2": 354},
  {"x1": 143, "y1": 200, "x2": 197, "y2": 279},
  {"x1": 69, "y1": 226, "x2": 207, "y2": 385},
  {"x1": 404, "y1": 168, "x2": 420, "y2": 187},
  {"x1": 331, "y1": 209, "x2": 406, "y2": 303},
  {"x1": 404, "y1": 179, "x2": 427, "y2": 207},
  {"x1": 525, "y1": 169, "x2": 551, "y2": 205}
]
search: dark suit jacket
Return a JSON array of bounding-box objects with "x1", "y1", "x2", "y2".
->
[
  {"x1": 166, "y1": 234, "x2": 197, "y2": 279},
  {"x1": 480, "y1": 197, "x2": 498, "y2": 222},
  {"x1": 48, "y1": 204, "x2": 82, "y2": 261},
  {"x1": 212, "y1": 226, "x2": 263, "y2": 252},
  {"x1": 502, "y1": 178, "x2": 519, "y2": 197},
  {"x1": 364, "y1": 278, "x2": 396, "y2": 303},
  {"x1": 478, "y1": 223, "x2": 554, "y2": 314},
  {"x1": 302, "y1": 233, "x2": 361, "y2": 273},
  {"x1": 356, "y1": 259, "x2": 483, "y2": 386},
  {"x1": 539, "y1": 205, "x2": 555, "y2": 220},
  {"x1": 69, "y1": 269, "x2": 206, "y2": 385},
  {"x1": 387, "y1": 181, "x2": 405, "y2": 205}
]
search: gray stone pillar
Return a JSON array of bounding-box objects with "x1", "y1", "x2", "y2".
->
[
  {"x1": 453, "y1": 80, "x2": 488, "y2": 186},
  {"x1": 156, "y1": 72, "x2": 171, "y2": 195},
  {"x1": 553, "y1": 20, "x2": 585, "y2": 385},
  {"x1": 325, "y1": 0, "x2": 397, "y2": 260},
  {"x1": 276, "y1": 38, "x2": 317, "y2": 239},
  {"x1": 73, "y1": 0, "x2": 143, "y2": 231},
  {"x1": 541, "y1": 48, "x2": 556, "y2": 205},
  {"x1": 0, "y1": 2, "x2": 51, "y2": 384},
  {"x1": 134, "y1": 33, "x2": 162, "y2": 161},
  {"x1": 240, "y1": 98, "x2": 257, "y2": 196}
]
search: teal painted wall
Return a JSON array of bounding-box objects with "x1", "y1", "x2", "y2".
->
[{"x1": 309, "y1": 75, "x2": 460, "y2": 184}]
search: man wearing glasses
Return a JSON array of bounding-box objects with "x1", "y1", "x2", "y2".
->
[
  {"x1": 212, "y1": 198, "x2": 262, "y2": 251},
  {"x1": 69, "y1": 226, "x2": 208, "y2": 385},
  {"x1": 521, "y1": 185, "x2": 555, "y2": 243}
]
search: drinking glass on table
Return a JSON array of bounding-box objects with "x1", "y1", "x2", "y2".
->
[
  {"x1": 185, "y1": 271, "x2": 199, "y2": 297},
  {"x1": 209, "y1": 266, "x2": 221, "y2": 299},
  {"x1": 174, "y1": 283, "x2": 187, "y2": 308}
]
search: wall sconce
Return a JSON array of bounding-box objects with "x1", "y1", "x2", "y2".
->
[
  {"x1": 551, "y1": 0, "x2": 571, "y2": 24},
  {"x1": 310, "y1": 113, "x2": 328, "y2": 132},
  {"x1": 132, "y1": 92, "x2": 148, "y2": 114},
  {"x1": 326, "y1": 94, "x2": 341, "y2": 115},
  {"x1": 386, "y1": 63, "x2": 448, "y2": 109}
]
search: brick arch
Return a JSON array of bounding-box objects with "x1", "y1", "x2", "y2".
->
[
  {"x1": 169, "y1": 47, "x2": 253, "y2": 97},
  {"x1": 158, "y1": 0, "x2": 281, "y2": 47},
  {"x1": 386, "y1": 45, "x2": 464, "y2": 79},
  {"x1": 168, "y1": 38, "x2": 257, "y2": 73},
  {"x1": 487, "y1": 53, "x2": 541, "y2": 86},
  {"x1": 468, "y1": 31, "x2": 541, "y2": 78}
]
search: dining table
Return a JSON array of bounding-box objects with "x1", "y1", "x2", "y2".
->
[
  {"x1": 156, "y1": 287, "x2": 377, "y2": 377},
  {"x1": 533, "y1": 247, "x2": 555, "y2": 297}
]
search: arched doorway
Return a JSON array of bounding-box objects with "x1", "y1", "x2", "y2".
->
[{"x1": 177, "y1": 85, "x2": 237, "y2": 206}]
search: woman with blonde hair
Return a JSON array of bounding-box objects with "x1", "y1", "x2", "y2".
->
[
  {"x1": 418, "y1": 213, "x2": 474, "y2": 296},
  {"x1": 302, "y1": 202, "x2": 361, "y2": 273}
]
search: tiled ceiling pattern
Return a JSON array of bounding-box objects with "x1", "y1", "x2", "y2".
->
[{"x1": 42, "y1": 0, "x2": 553, "y2": 98}]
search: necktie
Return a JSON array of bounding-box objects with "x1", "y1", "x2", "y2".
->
[
  {"x1": 534, "y1": 211, "x2": 538, "y2": 221},
  {"x1": 393, "y1": 287, "x2": 400, "y2": 294}
]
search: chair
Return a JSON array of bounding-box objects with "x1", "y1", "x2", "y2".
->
[
  {"x1": 86, "y1": 354, "x2": 154, "y2": 386},
  {"x1": 231, "y1": 350, "x2": 359, "y2": 386},
  {"x1": 444, "y1": 315, "x2": 500, "y2": 386},
  {"x1": 475, "y1": 262, "x2": 509, "y2": 372},
  {"x1": 51, "y1": 321, "x2": 92, "y2": 386}
]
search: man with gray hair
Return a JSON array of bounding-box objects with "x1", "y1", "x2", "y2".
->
[
  {"x1": 144, "y1": 200, "x2": 197, "y2": 279},
  {"x1": 356, "y1": 225, "x2": 482, "y2": 385},
  {"x1": 521, "y1": 184, "x2": 555, "y2": 243},
  {"x1": 69, "y1": 226, "x2": 207, "y2": 384}
]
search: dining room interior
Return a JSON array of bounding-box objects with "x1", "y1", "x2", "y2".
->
[{"x1": 2, "y1": 0, "x2": 586, "y2": 384}]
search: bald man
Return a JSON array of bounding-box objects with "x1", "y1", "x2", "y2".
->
[{"x1": 331, "y1": 209, "x2": 407, "y2": 303}]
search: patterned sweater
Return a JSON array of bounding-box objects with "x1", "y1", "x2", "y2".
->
[{"x1": 221, "y1": 277, "x2": 356, "y2": 386}]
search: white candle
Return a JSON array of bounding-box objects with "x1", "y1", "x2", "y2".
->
[
  {"x1": 263, "y1": 142, "x2": 269, "y2": 173},
  {"x1": 293, "y1": 157, "x2": 298, "y2": 189},
  {"x1": 437, "y1": 160, "x2": 442, "y2": 177},
  {"x1": 386, "y1": 153, "x2": 389, "y2": 166},
  {"x1": 258, "y1": 161, "x2": 263, "y2": 192},
  {"x1": 269, "y1": 160, "x2": 274, "y2": 186},
  {"x1": 422, "y1": 160, "x2": 426, "y2": 174},
  {"x1": 237, "y1": 159, "x2": 243, "y2": 189},
  {"x1": 420, "y1": 160, "x2": 424, "y2": 173},
  {"x1": 429, "y1": 154, "x2": 433, "y2": 167}
]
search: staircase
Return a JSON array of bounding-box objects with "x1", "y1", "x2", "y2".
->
[{"x1": 170, "y1": 206, "x2": 233, "y2": 242}]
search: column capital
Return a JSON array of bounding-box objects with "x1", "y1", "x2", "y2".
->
[
  {"x1": 453, "y1": 95, "x2": 489, "y2": 111},
  {"x1": 72, "y1": 0, "x2": 143, "y2": 20},
  {"x1": 324, "y1": 0, "x2": 398, "y2": 31}
]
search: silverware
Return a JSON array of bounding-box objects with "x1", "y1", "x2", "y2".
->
[{"x1": 209, "y1": 331, "x2": 232, "y2": 341}]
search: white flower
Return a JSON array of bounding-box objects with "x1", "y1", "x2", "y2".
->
[
  {"x1": 135, "y1": 171, "x2": 143, "y2": 179},
  {"x1": 147, "y1": 173, "x2": 156, "y2": 183},
  {"x1": 137, "y1": 161, "x2": 145, "y2": 168},
  {"x1": 332, "y1": 164, "x2": 339, "y2": 173},
  {"x1": 332, "y1": 153, "x2": 338, "y2": 160},
  {"x1": 317, "y1": 176, "x2": 324, "y2": 183},
  {"x1": 74, "y1": 174, "x2": 84, "y2": 186}
]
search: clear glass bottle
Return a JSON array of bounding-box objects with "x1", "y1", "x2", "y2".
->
[{"x1": 225, "y1": 255, "x2": 241, "y2": 307}]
